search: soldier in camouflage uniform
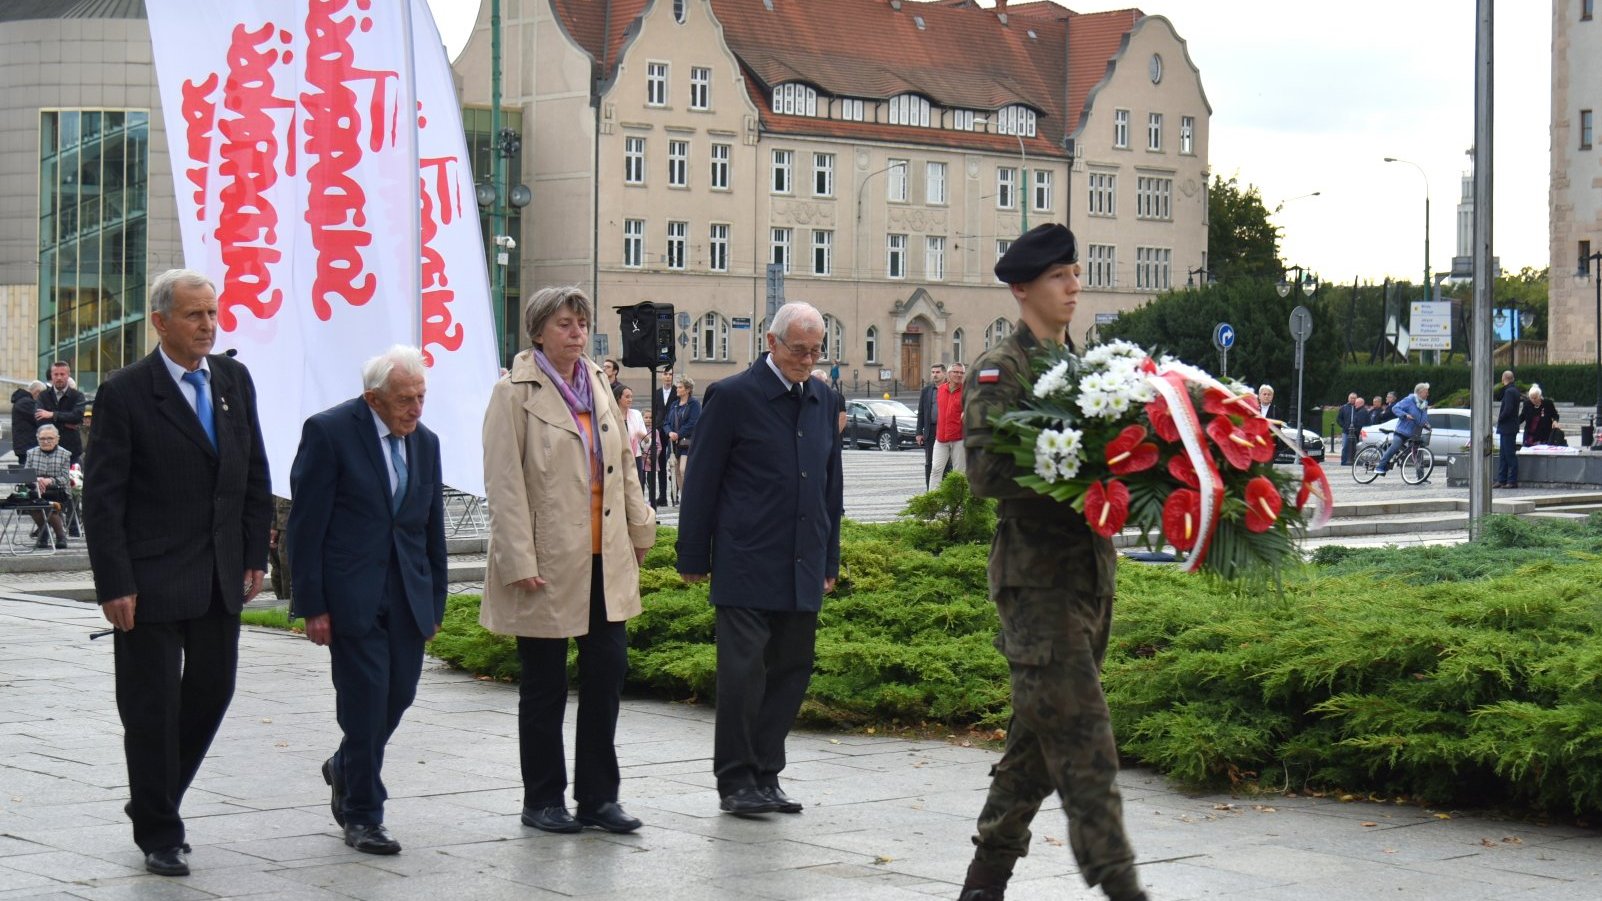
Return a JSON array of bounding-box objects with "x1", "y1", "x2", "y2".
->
[
  {"x1": 268, "y1": 495, "x2": 293, "y2": 602},
  {"x1": 958, "y1": 223, "x2": 1146, "y2": 901}
]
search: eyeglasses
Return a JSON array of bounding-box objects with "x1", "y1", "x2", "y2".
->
[{"x1": 775, "y1": 335, "x2": 825, "y2": 360}]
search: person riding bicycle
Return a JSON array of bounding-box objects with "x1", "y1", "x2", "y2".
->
[{"x1": 1374, "y1": 382, "x2": 1430, "y2": 476}]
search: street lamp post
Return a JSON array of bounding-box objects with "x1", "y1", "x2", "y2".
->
[
  {"x1": 1016, "y1": 134, "x2": 1029, "y2": 235},
  {"x1": 1278, "y1": 266, "x2": 1317, "y2": 451},
  {"x1": 1384, "y1": 156, "x2": 1432, "y2": 306},
  {"x1": 1186, "y1": 266, "x2": 1214, "y2": 290}
]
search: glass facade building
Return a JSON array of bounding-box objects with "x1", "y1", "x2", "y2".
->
[
  {"x1": 37, "y1": 109, "x2": 149, "y2": 392},
  {"x1": 463, "y1": 106, "x2": 524, "y2": 366}
]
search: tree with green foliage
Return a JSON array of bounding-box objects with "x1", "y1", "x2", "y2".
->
[{"x1": 1207, "y1": 175, "x2": 1281, "y2": 283}]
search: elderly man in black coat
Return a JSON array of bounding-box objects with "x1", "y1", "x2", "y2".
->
[
  {"x1": 677, "y1": 301, "x2": 844, "y2": 817},
  {"x1": 915, "y1": 363, "x2": 944, "y2": 489},
  {"x1": 10, "y1": 381, "x2": 43, "y2": 461}
]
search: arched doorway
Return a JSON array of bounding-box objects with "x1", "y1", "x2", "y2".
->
[{"x1": 901, "y1": 321, "x2": 926, "y2": 388}]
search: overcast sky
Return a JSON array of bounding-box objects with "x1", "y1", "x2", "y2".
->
[{"x1": 423, "y1": 0, "x2": 1550, "y2": 285}]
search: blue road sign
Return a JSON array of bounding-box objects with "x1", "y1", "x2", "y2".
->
[{"x1": 1213, "y1": 322, "x2": 1235, "y2": 350}]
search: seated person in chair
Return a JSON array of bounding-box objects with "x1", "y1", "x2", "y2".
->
[{"x1": 23, "y1": 424, "x2": 72, "y2": 549}]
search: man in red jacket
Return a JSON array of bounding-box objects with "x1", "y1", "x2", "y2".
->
[{"x1": 931, "y1": 362, "x2": 966, "y2": 480}]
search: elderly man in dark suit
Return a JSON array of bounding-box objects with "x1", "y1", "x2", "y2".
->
[
  {"x1": 84, "y1": 269, "x2": 272, "y2": 877},
  {"x1": 677, "y1": 301, "x2": 844, "y2": 816},
  {"x1": 288, "y1": 345, "x2": 448, "y2": 856},
  {"x1": 916, "y1": 363, "x2": 944, "y2": 489}
]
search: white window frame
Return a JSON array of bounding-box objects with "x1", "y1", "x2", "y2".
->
[
  {"x1": 812, "y1": 229, "x2": 833, "y2": 276},
  {"x1": 952, "y1": 109, "x2": 977, "y2": 131},
  {"x1": 690, "y1": 66, "x2": 711, "y2": 110},
  {"x1": 926, "y1": 161, "x2": 947, "y2": 205},
  {"x1": 710, "y1": 142, "x2": 730, "y2": 190},
  {"x1": 821, "y1": 314, "x2": 844, "y2": 362},
  {"x1": 693, "y1": 311, "x2": 730, "y2": 361},
  {"x1": 984, "y1": 318, "x2": 1012, "y2": 351},
  {"x1": 1086, "y1": 243, "x2": 1116, "y2": 289},
  {"x1": 813, "y1": 152, "x2": 835, "y2": 197},
  {"x1": 647, "y1": 62, "x2": 669, "y2": 107},
  {"x1": 888, "y1": 94, "x2": 931, "y2": 127},
  {"x1": 1088, "y1": 171, "x2": 1116, "y2": 217},
  {"x1": 996, "y1": 167, "x2": 1016, "y2": 210},
  {"x1": 925, "y1": 236, "x2": 946, "y2": 281},
  {"x1": 771, "y1": 227, "x2": 793, "y2": 274},
  {"x1": 1032, "y1": 169, "x2": 1053, "y2": 212},
  {"x1": 666, "y1": 220, "x2": 687, "y2": 270},
  {"x1": 623, "y1": 219, "x2": 644, "y2": 268},
  {"x1": 996, "y1": 104, "x2": 1037, "y2": 138},
  {"x1": 841, "y1": 98, "x2": 865, "y2": 121},
  {"x1": 1180, "y1": 116, "x2": 1195, "y2": 155},
  {"x1": 667, "y1": 139, "x2": 688, "y2": 188},
  {"x1": 865, "y1": 325, "x2": 879, "y2": 363},
  {"x1": 771, "y1": 149, "x2": 794, "y2": 194},
  {"x1": 624, "y1": 136, "x2": 645, "y2": 185},
  {"x1": 995, "y1": 239, "x2": 1013, "y2": 282},
  {"x1": 887, "y1": 159, "x2": 909, "y2": 202},
  {"x1": 1136, "y1": 176, "x2": 1173, "y2": 220},
  {"x1": 1147, "y1": 112, "x2": 1163, "y2": 151},
  {"x1": 772, "y1": 83, "x2": 818, "y2": 117},
  {"x1": 1114, "y1": 109, "x2": 1130, "y2": 149},
  {"x1": 709, "y1": 223, "x2": 729, "y2": 272},
  {"x1": 952, "y1": 328, "x2": 965, "y2": 364},
  {"x1": 1135, "y1": 246, "x2": 1173, "y2": 291},
  {"x1": 886, "y1": 234, "x2": 907, "y2": 279}
]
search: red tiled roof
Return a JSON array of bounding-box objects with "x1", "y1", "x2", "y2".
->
[
  {"x1": 1066, "y1": 8, "x2": 1142, "y2": 138},
  {"x1": 547, "y1": 0, "x2": 1142, "y2": 156}
]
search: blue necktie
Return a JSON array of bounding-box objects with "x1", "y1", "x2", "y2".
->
[
  {"x1": 386, "y1": 434, "x2": 409, "y2": 514},
  {"x1": 181, "y1": 370, "x2": 216, "y2": 449}
]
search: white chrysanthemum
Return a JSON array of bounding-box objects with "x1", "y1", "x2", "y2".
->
[
  {"x1": 1033, "y1": 427, "x2": 1085, "y2": 482},
  {"x1": 1032, "y1": 360, "x2": 1072, "y2": 399},
  {"x1": 1078, "y1": 371, "x2": 1107, "y2": 395},
  {"x1": 1077, "y1": 390, "x2": 1112, "y2": 418},
  {"x1": 1082, "y1": 339, "x2": 1144, "y2": 367}
]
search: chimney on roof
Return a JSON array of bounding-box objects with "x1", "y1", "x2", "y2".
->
[{"x1": 996, "y1": 0, "x2": 1008, "y2": 9}]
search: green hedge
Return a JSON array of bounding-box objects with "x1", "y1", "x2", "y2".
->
[{"x1": 423, "y1": 479, "x2": 1602, "y2": 813}]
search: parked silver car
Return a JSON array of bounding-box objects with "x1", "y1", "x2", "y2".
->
[{"x1": 1356, "y1": 407, "x2": 1474, "y2": 455}]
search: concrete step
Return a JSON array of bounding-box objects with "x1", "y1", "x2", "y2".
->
[
  {"x1": 7, "y1": 557, "x2": 487, "y2": 604},
  {"x1": 0, "y1": 535, "x2": 487, "y2": 575}
]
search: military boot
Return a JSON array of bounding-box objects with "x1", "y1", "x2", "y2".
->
[{"x1": 957, "y1": 859, "x2": 1011, "y2": 900}]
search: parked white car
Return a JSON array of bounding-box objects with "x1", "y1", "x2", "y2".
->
[{"x1": 1355, "y1": 407, "x2": 1475, "y2": 455}]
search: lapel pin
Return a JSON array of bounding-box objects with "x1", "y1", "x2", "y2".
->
[{"x1": 220, "y1": 397, "x2": 230, "y2": 412}]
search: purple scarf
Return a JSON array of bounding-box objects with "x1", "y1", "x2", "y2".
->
[{"x1": 533, "y1": 349, "x2": 602, "y2": 480}]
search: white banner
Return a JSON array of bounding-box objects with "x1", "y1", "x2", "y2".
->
[{"x1": 147, "y1": 0, "x2": 496, "y2": 498}]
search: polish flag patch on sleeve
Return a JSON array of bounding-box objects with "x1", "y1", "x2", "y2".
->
[{"x1": 977, "y1": 368, "x2": 1001, "y2": 384}]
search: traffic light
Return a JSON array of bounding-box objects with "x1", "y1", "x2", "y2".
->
[{"x1": 617, "y1": 302, "x2": 676, "y2": 369}]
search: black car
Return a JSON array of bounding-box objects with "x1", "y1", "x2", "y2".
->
[{"x1": 843, "y1": 399, "x2": 919, "y2": 451}]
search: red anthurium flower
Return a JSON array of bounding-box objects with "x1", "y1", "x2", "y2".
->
[
  {"x1": 1240, "y1": 413, "x2": 1273, "y2": 439},
  {"x1": 1202, "y1": 387, "x2": 1245, "y2": 417},
  {"x1": 1205, "y1": 416, "x2": 1256, "y2": 470},
  {"x1": 1084, "y1": 479, "x2": 1131, "y2": 538},
  {"x1": 1168, "y1": 453, "x2": 1199, "y2": 488},
  {"x1": 1105, "y1": 425, "x2": 1159, "y2": 475},
  {"x1": 1297, "y1": 457, "x2": 1328, "y2": 509},
  {"x1": 1244, "y1": 476, "x2": 1283, "y2": 533},
  {"x1": 1162, "y1": 488, "x2": 1203, "y2": 551},
  {"x1": 1139, "y1": 356, "x2": 1158, "y2": 374},
  {"x1": 1145, "y1": 396, "x2": 1181, "y2": 442},
  {"x1": 1248, "y1": 429, "x2": 1277, "y2": 464}
]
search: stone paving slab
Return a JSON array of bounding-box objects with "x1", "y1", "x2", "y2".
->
[{"x1": 5, "y1": 593, "x2": 1602, "y2": 900}]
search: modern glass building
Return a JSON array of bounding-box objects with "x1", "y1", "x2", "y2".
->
[{"x1": 37, "y1": 109, "x2": 150, "y2": 390}]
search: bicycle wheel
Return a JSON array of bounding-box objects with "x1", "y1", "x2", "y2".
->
[
  {"x1": 1352, "y1": 445, "x2": 1382, "y2": 484},
  {"x1": 1400, "y1": 446, "x2": 1435, "y2": 485}
]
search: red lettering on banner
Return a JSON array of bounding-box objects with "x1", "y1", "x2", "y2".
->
[
  {"x1": 301, "y1": 0, "x2": 398, "y2": 320},
  {"x1": 212, "y1": 22, "x2": 294, "y2": 329},
  {"x1": 179, "y1": 73, "x2": 220, "y2": 221},
  {"x1": 419, "y1": 156, "x2": 462, "y2": 364}
]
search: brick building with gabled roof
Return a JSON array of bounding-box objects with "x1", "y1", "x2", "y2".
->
[{"x1": 454, "y1": 0, "x2": 1209, "y2": 392}]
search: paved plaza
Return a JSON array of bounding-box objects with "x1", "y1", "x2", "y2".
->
[{"x1": 4, "y1": 592, "x2": 1602, "y2": 900}]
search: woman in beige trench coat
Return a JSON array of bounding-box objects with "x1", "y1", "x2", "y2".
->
[{"x1": 480, "y1": 286, "x2": 656, "y2": 835}]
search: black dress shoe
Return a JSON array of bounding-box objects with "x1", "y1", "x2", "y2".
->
[
  {"x1": 322, "y1": 757, "x2": 346, "y2": 826},
  {"x1": 576, "y1": 801, "x2": 642, "y2": 833},
  {"x1": 521, "y1": 805, "x2": 582, "y2": 833},
  {"x1": 54, "y1": 538, "x2": 67, "y2": 549},
  {"x1": 344, "y1": 822, "x2": 401, "y2": 855},
  {"x1": 719, "y1": 786, "x2": 779, "y2": 815},
  {"x1": 762, "y1": 786, "x2": 803, "y2": 814},
  {"x1": 144, "y1": 846, "x2": 189, "y2": 876},
  {"x1": 34, "y1": 536, "x2": 51, "y2": 550}
]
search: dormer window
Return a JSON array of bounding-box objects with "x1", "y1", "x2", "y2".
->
[
  {"x1": 888, "y1": 94, "x2": 931, "y2": 128},
  {"x1": 952, "y1": 109, "x2": 979, "y2": 131},
  {"x1": 995, "y1": 104, "x2": 1037, "y2": 138},
  {"x1": 772, "y1": 83, "x2": 818, "y2": 117}
]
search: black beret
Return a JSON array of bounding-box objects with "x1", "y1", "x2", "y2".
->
[{"x1": 994, "y1": 223, "x2": 1078, "y2": 285}]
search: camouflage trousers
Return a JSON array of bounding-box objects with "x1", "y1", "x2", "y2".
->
[{"x1": 970, "y1": 586, "x2": 1140, "y2": 896}]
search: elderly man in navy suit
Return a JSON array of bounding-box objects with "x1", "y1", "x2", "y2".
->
[
  {"x1": 677, "y1": 301, "x2": 844, "y2": 816},
  {"x1": 84, "y1": 269, "x2": 272, "y2": 877},
  {"x1": 288, "y1": 345, "x2": 448, "y2": 855}
]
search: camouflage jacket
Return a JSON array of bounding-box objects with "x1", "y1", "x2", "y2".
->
[{"x1": 964, "y1": 323, "x2": 1117, "y2": 598}]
